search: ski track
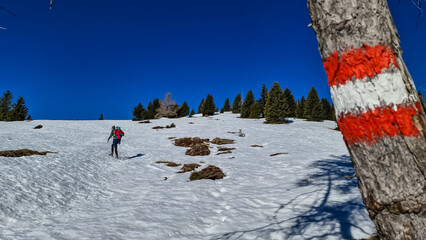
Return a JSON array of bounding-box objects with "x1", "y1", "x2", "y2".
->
[{"x1": 0, "y1": 113, "x2": 375, "y2": 239}]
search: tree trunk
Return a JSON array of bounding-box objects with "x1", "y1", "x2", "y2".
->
[{"x1": 307, "y1": 0, "x2": 426, "y2": 239}]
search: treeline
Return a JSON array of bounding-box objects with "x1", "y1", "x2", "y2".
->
[
  {"x1": 132, "y1": 83, "x2": 335, "y2": 123},
  {"x1": 0, "y1": 90, "x2": 30, "y2": 121},
  {"x1": 222, "y1": 82, "x2": 335, "y2": 123}
]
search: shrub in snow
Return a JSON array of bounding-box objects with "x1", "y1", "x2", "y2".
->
[
  {"x1": 211, "y1": 137, "x2": 234, "y2": 145},
  {"x1": 34, "y1": 125, "x2": 43, "y2": 129},
  {"x1": 217, "y1": 147, "x2": 236, "y2": 151},
  {"x1": 156, "y1": 161, "x2": 181, "y2": 167},
  {"x1": 166, "y1": 123, "x2": 176, "y2": 128},
  {"x1": 185, "y1": 144, "x2": 210, "y2": 156},
  {"x1": 177, "y1": 163, "x2": 201, "y2": 173},
  {"x1": 139, "y1": 120, "x2": 151, "y2": 124},
  {"x1": 0, "y1": 149, "x2": 55, "y2": 157},
  {"x1": 174, "y1": 137, "x2": 209, "y2": 147},
  {"x1": 190, "y1": 165, "x2": 225, "y2": 181}
]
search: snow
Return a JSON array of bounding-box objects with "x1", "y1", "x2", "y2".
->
[{"x1": 0, "y1": 113, "x2": 375, "y2": 239}]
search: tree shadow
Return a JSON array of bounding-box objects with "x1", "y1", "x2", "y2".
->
[{"x1": 211, "y1": 155, "x2": 375, "y2": 240}]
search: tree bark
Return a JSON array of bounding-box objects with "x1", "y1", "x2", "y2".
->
[{"x1": 307, "y1": 0, "x2": 426, "y2": 239}]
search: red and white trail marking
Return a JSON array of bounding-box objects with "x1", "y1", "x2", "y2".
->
[{"x1": 323, "y1": 44, "x2": 422, "y2": 145}]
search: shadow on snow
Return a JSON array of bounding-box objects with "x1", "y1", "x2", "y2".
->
[{"x1": 211, "y1": 155, "x2": 374, "y2": 240}]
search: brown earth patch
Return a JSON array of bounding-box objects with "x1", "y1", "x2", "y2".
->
[
  {"x1": 217, "y1": 147, "x2": 236, "y2": 151},
  {"x1": 186, "y1": 144, "x2": 210, "y2": 156},
  {"x1": 190, "y1": 165, "x2": 225, "y2": 181},
  {"x1": 139, "y1": 120, "x2": 151, "y2": 124},
  {"x1": 216, "y1": 151, "x2": 232, "y2": 155},
  {"x1": 211, "y1": 137, "x2": 234, "y2": 145},
  {"x1": 270, "y1": 152, "x2": 289, "y2": 156},
  {"x1": 0, "y1": 149, "x2": 56, "y2": 157},
  {"x1": 177, "y1": 163, "x2": 201, "y2": 173},
  {"x1": 174, "y1": 137, "x2": 209, "y2": 147},
  {"x1": 168, "y1": 137, "x2": 176, "y2": 140},
  {"x1": 156, "y1": 161, "x2": 182, "y2": 167},
  {"x1": 153, "y1": 126, "x2": 165, "y2": 129},
  {"x1": 251, "y1": 145, "x2": 263, "y2": 148},
  {"x1": 34, "y1": 125, "x2": 43, "y2": 129}
]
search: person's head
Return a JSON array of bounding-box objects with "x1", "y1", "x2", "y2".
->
[
  {"x1": 116, "y1": 126, "x2": 121, "y2": 130},
  {"x1": 111, "y1": 125, "x2": 115, "y2": 130}
]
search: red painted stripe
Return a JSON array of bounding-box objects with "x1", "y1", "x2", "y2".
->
[
  {"x1": 337, "y1": 102, "x2": 422, "y2": 145},
  {"x1": 323, "y1": 44, "x2": 398, "y2": 87}
]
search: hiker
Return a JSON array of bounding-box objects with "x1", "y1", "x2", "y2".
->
[{"x1": 107, "y1": 125, "x2": 125, "y2": 158}]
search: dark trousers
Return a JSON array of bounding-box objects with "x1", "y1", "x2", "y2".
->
[{"x1": 111, "y1": 139, "x2": 121, "y2": 157}]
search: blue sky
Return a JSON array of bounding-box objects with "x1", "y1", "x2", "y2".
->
[{"x1": 1, "y1": 0, "x2": 425, "y2": 120}]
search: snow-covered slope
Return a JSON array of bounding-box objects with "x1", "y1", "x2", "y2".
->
[{"x1": 0, "y1": 113, "x2": 375, "y2": 239}]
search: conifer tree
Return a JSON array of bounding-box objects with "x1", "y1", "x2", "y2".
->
[
  {"x1": 311, "y1": 101, "x2": 325, "y2": 122},
  {"x1": 215, "y1": 106, "x2": 219, "y2": 112},
  {"x1": 146, "y1": 98, "x2": 160, "y2": 119},
  {"x1": 9, "y1": 96, "x2": 28, "y2": 121},
  {"x1": 304, "y1": 87, "x2": 321, "y2": 121},
  {"x1": 259, "y1": 84, "x2": 268, "y2": 118},
  {"x1": 189, "y1": 109, "x2": 195, "y2": 117},
  {"x1": 202, "y1": 94, "x2": 216, "y2": 116},
  {"x1": 26, "y1": 115, "x2": 32, "y2": 121},
  {"x1": 99, "y1": 113, "x2": 104, "y2": 120},
  {"x1": 177, "y1": 101, "x2": 190, "y2": 117},
  {"x1": 132, "y1": 103, "x2": 147, "y2": 121},
  {"x1": 264, "y1": 82, "x2": 286, "y2": 123},
  {"x1": 240, "y1": 90, "x2": 255, "y2": 118},
  {"x1": 248, "y1": 100, "x2": 261, "y2": 119},
  {"x1": 283, "y1": 88, "x2": 296, "y2": 118},
  {"x1": 0, "y1": 90, "x2": 13, "y2": 121},
  {"x1": 198, "y1": 98, "x2": 205, "y2": 114},
  {"x1": 231, "y1": 94, "x2": 242, "y2": 113},
  {"x1": 295, "y1": 96, "x2": 306, "y2": 119},
  {"x1": 222, "y1": 98, "x2": 231, "y2": 112},
  {"x1": 320, "y1": 98, "x2": 334, "y2": 120}
]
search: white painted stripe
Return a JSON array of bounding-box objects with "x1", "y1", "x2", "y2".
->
[{"x1": 330, "y1": 71, "x2": 416, "y2": 115}]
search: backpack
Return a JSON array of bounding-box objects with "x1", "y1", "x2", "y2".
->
[{"x1": 114, "y1": 129, "x2": 124, "y2": 139}]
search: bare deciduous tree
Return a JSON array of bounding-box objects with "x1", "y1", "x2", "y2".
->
[{"x1": 155, "y1": 92, "x2": 180, "y2": 119}]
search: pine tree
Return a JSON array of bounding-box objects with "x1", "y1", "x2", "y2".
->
[
  {"x1": 198, "y1": 98, "x2": 205, "y2": 114},
  {"x1": 283, "y1": 88, "x2": 296, "y2": 118},
  {"x1": 259, "y1": 84, "x2": 268, "y2": 118},
  {"x1": 231, "y1": 94, "x2": 242, "y2": 113},
  {"x1": 132, "y1": 103, "x2": 147, "y2": 121},
  {"x1": 99, "y1": 113, "x2": 104, "y2": 120},
  {"x1": 222, "y1": 98, "x2": 231, "y2": 112},
  {"x1": 9, "y1": 96, "x2": 28, "y2": 121},
  {"x1": 146, "y1": 98, "x2": 160, "y2": 119},
  {"x1": 296, "y1": 96, "x2": 306, "y2": 119},
  {"x1": 240, "y1": 90, "x2": 255, "y2": 118},
  {"x1": 189, "y1": 109, "x2": 195, "y2": 117},
  {"x1": 202, "y1": 94, "x2": 216, "y2": 116},
  {"x1": 177, "y1": 101, "x2": 190, "y2": 117},
  {"x1": 215, "y1": 106, "x2": 219, "y2": 112},
  {"x1": 304, "y1": 87, "x2": 321, "y2": 121},
  {"x1": 311, "y1": 101, "x2": 325, "y2": 122},
  {"x1": 26, "y1": 115, "x2": 32, "y2": 121},
  {"x1": 264, "y1": 82, "x2": 286, "y2": 123},
  {"x1": 320, "y1": 98, "x2": 334, "y2": 120},
  {"x1": 248, "y1": 100, "x2": 261, "y2": 119},
  {"x1": 0, "y1": 90, "x2": 13, "y2": 121}
]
